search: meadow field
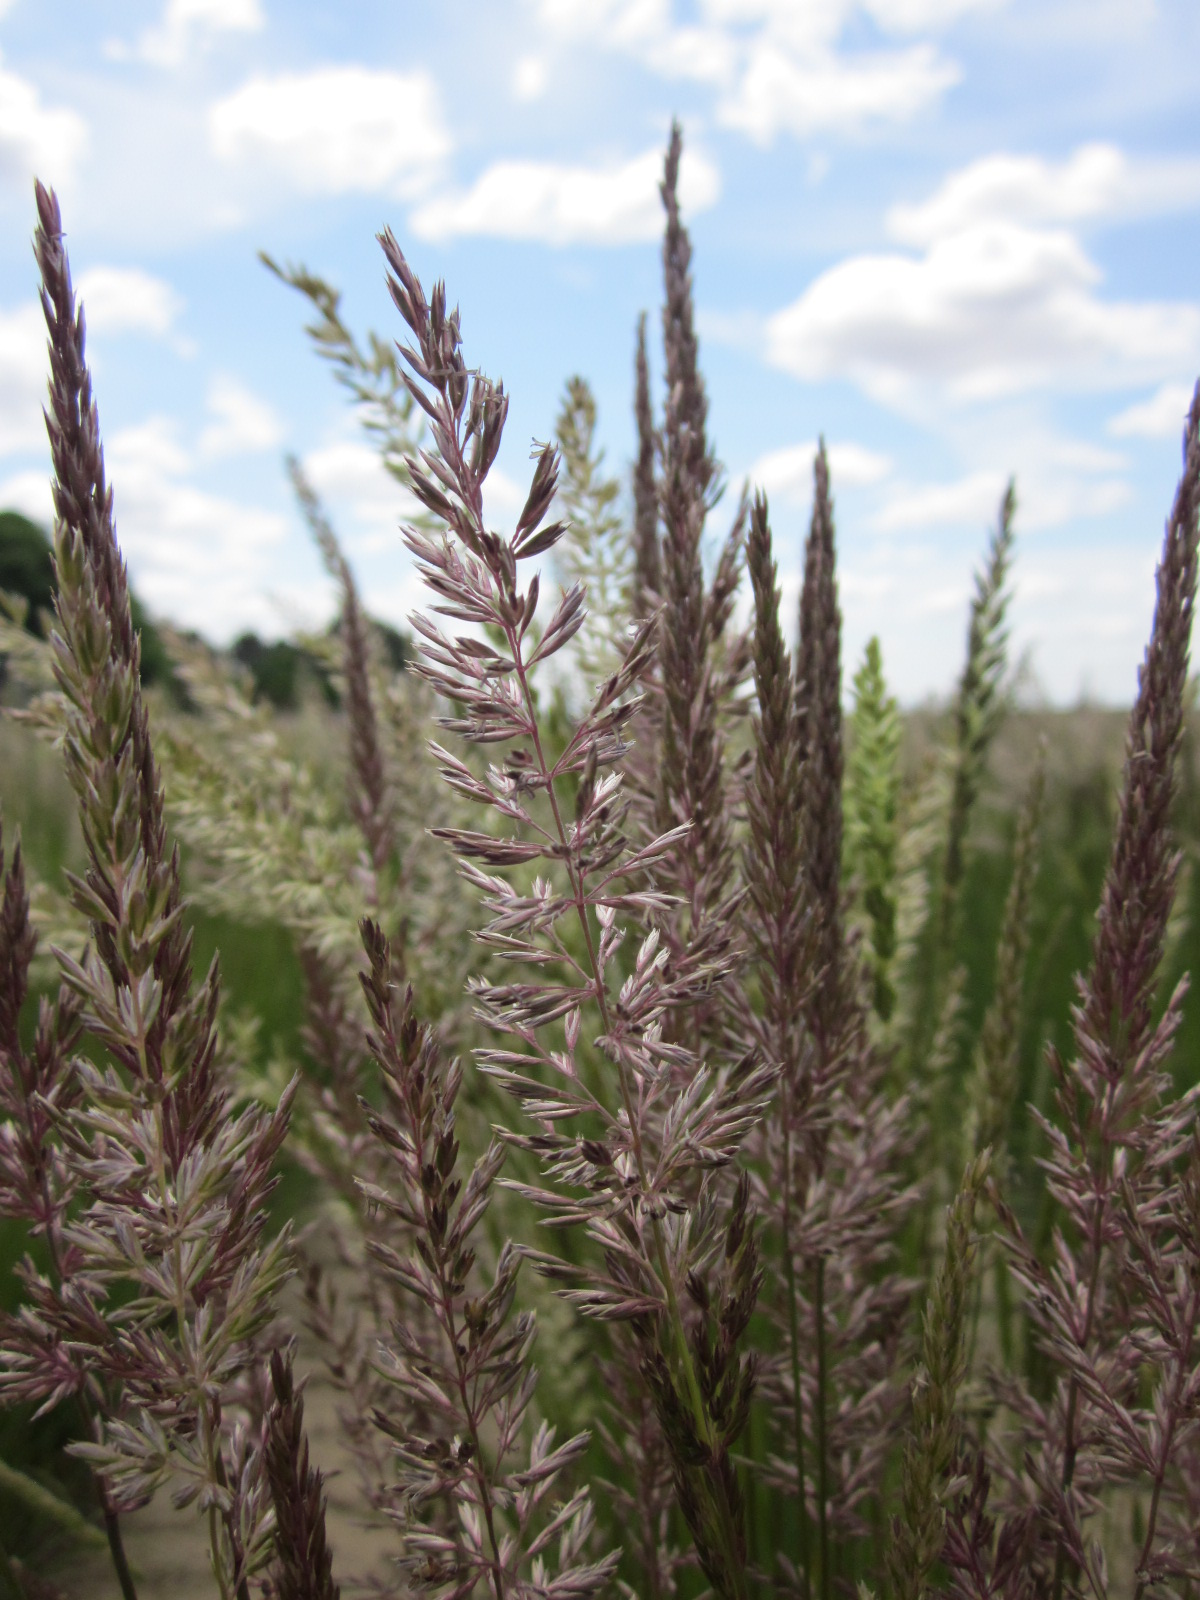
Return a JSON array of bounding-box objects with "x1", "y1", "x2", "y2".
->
[{"x1": 1, "y1": 137, "x2": 1199, "y2": 1600}]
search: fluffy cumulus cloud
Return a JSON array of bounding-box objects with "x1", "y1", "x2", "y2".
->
[
  {"x1": 766, "y1": 220, "x2": 1200, "y2": 406},
  {"x1": 834, "y1": 526, "x2": 1159, "y2": 703},
  {"x1": 0, "y1": 468, "x2": 53, "y2": 528},
  {"x1": 719, "y1": 40, "x2": 958, "y2": 142},
  {"x1": 410, "y1": 143, "x2": 719, "y2": 245},
  {"x1": 766, "y1": 142, "x2": 1200, "y2": 410},
  {"x1": 209, "y1": 67, "x2": 450, "y2": 198},
  {"x1": 301, "y1": 437, "x2": 415, "y2": 556},
  {"x1": 1108, "y1": 382, "x2": 1197, "y2": 440},
  {"x1": 0, "y1": 302, "x2": 49, "y2": 458},
  {"x1": 0, "y1": 53, "x2": 88, "y2": 189},
  {"x1": 749, "y1": 439, "x2": 893, "y2": 502},
  {"x1": 76, "y1": 267, "x2": 183, "y2": 337},
  {"x1": 103, "y1": 417, "x2": 288, "y2": 636},
  {"x1": 531, "y1": 0, "x2": 989, "y2": 141},
  {"x1": 512, "y1": 54, "x2": 550, "y2": 100},
  {"x1": 870, "y1": 469, "x2": 1007, "y2": 531},
  {"x1": 105, "y1": 0, "x2": 265, "y2": 68},
  {"x1": 870, "y1": 429, "x2": 1130, "y2": 537},
  {"x1": 198, "y1": 374, "x2": 282, "y2": 459},
  {"x1": 887, "y1": 144, "x2": 1200, "y2": 245}
]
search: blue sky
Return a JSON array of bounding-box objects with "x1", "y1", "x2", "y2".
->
[{"x1": 2, "y1": 0, "x2": 1199, "y2": 703}]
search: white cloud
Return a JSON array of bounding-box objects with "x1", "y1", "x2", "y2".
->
[
  {"x1": 199, "y1": 374, "x2": 282, "y2": 459},
  {"x1": 0, "y1": 468, "x2": 53, "y2": 527},
  {"x1": 719, "y1": 42, "x2": 958, "y2": 142},
  {"x1": 750, "y1": 439, "x2": 893, "y2": 501},
  {"x1": 888, "y1": 144, "x2": 1200, "y2": 246},
  {"x1": 301, "y1": 437, "x2": 415, "y2": 555},
  {"x1": 410, "y1": 143, "x2": 720, "y2": 245},
  {"x1": 864, "y1": 0, "x2": 1002, "y2": 27},
  {"x1": 106, "y1": 0, "x2": 265, "y2": 68},
  {"x1": 532, "y1": 0, "x2": 973, "y2": 141},
  {"x1": 0, "y1": 302, "x2": 47, "y2": 458},
  {"x1": 869, "y1": 429, "x2": 1130, "y2": 537},
  {"x1": 698, "y1": 0, "x2": 1000, "y2": 35},
  {"x1": 104, "y1": 417, "x2": 289, "y2": 636},
  {"x1": 76, "y1": 267, "x2": 183, "y2": 337},
  {"x1": 1108, "y1": 382, "x2": 1197, "y2": 440},
  {"x1": 0, "y1": 53, "x2": 88, "y2": 188},
  {"x1": 872, "y1": 469, "x2": 1006, "y2": 530},
  {"x1": 209, "y1": 67, "x2": 450, "y2": 198},
  {"x1": 513, "y1": 55, "x2": 550, "y2": 100},
  {"x1": 832, "y1": 528, "x2": 1158, "y2": 704},
  {"x1": 766, "y1": 222, "x2": 1200, "y2": 406},
  {"x1": 483, "y1": 468, "x2": 526, "y2": 528}
]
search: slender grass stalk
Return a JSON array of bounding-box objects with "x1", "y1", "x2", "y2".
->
[{"x1": 887, "y1": 1152, "x2": 991, "y2": 1600}]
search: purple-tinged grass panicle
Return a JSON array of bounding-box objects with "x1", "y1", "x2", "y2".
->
[
  {"x1": 2, "y1": 180, "x2": 299, "y2": 1600},
  {"x1": 995, "y1": 382, "x2": 1200, "y2": 1600},
  {"x1": 379, "y1": 221, "x2": 771, "y2": 1599},
  {"x1": 263, "y1": 1346, "x2": 340, "y2": 1600},
  {"x1": 654, "y1": 122, "x2": 741, "y2": 945},
  {"x1": 768, "y1": 446, "x2": 916, "y2": 1600},
  {"x1": 796, "y1": 443, "x2": 848, "y2": 1061},
  {"x1": 358, "y1": 923, "x2": 615, "y2": 1599},
  {"x1": 741, "y1": 491, "x2": 817, "y2": 1586},
  {"x1": 0, "y1": 820, "x2": 82, "y2": 1248}
]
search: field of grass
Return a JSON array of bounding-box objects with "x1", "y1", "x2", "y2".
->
[{"x1": 0, "y1": 683, "x2": 1192, "y2": 1592}]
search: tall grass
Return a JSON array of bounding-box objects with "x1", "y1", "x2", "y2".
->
[{"x1": 0, "y1": 129, "x2": 1199, "y2": 1600}]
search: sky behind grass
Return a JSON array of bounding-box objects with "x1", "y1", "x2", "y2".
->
[{"x1": 2, "y1": 0, "x2": 1199, "y2": 703}]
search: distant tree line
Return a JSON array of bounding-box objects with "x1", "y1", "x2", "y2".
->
[{"x1": 0, "y1": 509, "x2": 408, "y2": 710}]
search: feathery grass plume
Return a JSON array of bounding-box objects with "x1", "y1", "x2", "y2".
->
[
  {"x1": 263, "y1": 1346, "x2": 340, "y2": 1600},
  {"x1": 940, "y1": 488, "x2": 1015, "y2": 954},
  {"x1": 965, "y1": 744, "x2": 1046, "y2": 1171},
  {"x1": 0, "y1": 819, "x2": 109, "y2": 1579},
  {"x1": 552, "y1": 377, "x2": 634, "y2": 686},
  {"x1": 0, "y1": 818, "x2": 81, "y2": 1252},
  {"x1": 995, "y1": 384, "x2": 1200, "y2": 1600},
  {"x1": 877, "y1": 759, "x2": 950, "y2": 1075},
  {"x1": 3, "y1": 180, "x2": 297, "y2": 1600},
  {"x1": 888, "y1": 1151, "x2": 990, "y2": 1600},
  {"x1": 895, "y1": 495, "x2": 1014, "y2": 1201},
  {"x1": 654, "y1": 121, "x2": 741, "y2": 935},
  {"x1": 796, "y1": 443, "x2": 849, "y2": 1079},
  {"x1": 1116, "y1": 1125, "x2": 1200, "y2": 1594},
  {"x1": 261, "y1": 252, "x2": 426, "y2": 494},
  {"x1": 358, "y1": 924, "x2": 615, "y2": 1599},
  {"x1": 632, "y1": 313, "x2": 661, "y2": 621},
  {"x1": 741, "y1": 490, "x2": 817, "y2": 1583},
  {"x1": 845, "y1": 637, "x2": 902, "y2": 1025},
  {"x1": 888, "y1": 498, "x2": 1014, "y2": 1099},
  {"x1": 379, "y1": 221, "x2": 772, "y2": 1599},
  {"x1": 771, "y1": 447, "x2": 915, "y2": 1600}
]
